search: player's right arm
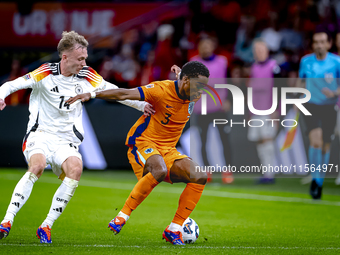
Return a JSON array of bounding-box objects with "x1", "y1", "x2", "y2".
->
[
  {"x1": 66, "y1": 88, "x2": 141, "y2": 104},
  {"x1": 0, "y1": 74, "x2": 35, "y2": 110}
]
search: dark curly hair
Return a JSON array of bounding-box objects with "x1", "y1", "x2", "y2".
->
[{"x1": 180, "y1": 61, "x2": 210, "y2": 80}]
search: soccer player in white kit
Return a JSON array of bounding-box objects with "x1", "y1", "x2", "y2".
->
[{"x1": 0, "y1": 31, "x2": 152, "y2": 243}]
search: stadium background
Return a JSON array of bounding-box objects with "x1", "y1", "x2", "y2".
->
[
  {"x1": 1, "y1": 1, "x2": 340, "y2": 254},
  {"x1": 0, "y1": 0, "x2": 339, "y2": 171}
]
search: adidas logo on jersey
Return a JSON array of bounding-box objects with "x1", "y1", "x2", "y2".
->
[{"x1": 50, "y1": 86, "x2": 59, "y2": 93}]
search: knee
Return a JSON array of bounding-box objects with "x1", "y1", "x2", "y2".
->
[
  {"x1": 310, "y1": 140, "x2": 322, "y2": 148},
  {"x1": 309, "y1": 130, "x2": 323, "y2": 148},
  {"x1": 191, "y1": 171, "x2": 207, "y2": 185},
  {"x1": 28, "y1": 163, "x2": 45, "y2": 178},
  {"x1": 150, "y1": 166, "x2": 167, "y2": 182},
  {"x1": 145, "y1": 155, "x2": 168, "y2": 182},
  {"x1": 145, "y1": 164, "x2": 167, "y2": 182},
  {"x1": 68, "y1": 165, "x2": 82, "y2": 181},
  {"x1": 63, "y1": 157, "x2": 83, "y2": 181}
]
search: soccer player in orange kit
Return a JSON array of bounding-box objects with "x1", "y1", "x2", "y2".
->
[{"x1": 66, "y1": 61, "x2": 210, "y2": 245}]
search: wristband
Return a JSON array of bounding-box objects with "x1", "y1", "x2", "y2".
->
[{"x1": 90, "y1": 91, "x2": 96, "y2": 99}]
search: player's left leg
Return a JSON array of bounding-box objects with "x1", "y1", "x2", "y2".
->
[
  {"x1": 310, "y1": 105, "x2": 338, "y2": 197},
  {"x1": 38, "y1": 153, "x2": 82, "y2": 243},
  {"x1": 165, "y1": 158, "x2": 207, "y2": 236}
]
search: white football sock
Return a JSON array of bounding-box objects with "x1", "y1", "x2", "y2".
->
[
  {"x1": 168, "y1": 222, "x2": 182, "y2": 232},
  {"x1": 2, "y1": 172, "x2": 38, "y2": 225},
  {"x1": 117, "y1": 211, "x2": 130, "y2": 221},
  {"x1": 41, "y1": 177, "x2": 78, "y2": 228},
  {"x1": 257, "y1": 141, "x2": 275, "y2": 178}
]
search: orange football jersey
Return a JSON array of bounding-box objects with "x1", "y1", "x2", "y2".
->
[{"x1": 126, "y1": 80, "x2": 196, "y2": 149}]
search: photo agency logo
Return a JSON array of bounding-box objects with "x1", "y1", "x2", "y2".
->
[{"x1": 199, "y1": 83, "x2": 311, "y2": 128}]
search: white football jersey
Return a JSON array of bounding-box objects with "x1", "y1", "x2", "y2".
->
[{"x1": 0, "y1": 62, "x2": 146, "y2": 146}]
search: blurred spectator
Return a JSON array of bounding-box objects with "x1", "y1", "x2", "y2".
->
[
  {"x1": 316, "y1": 1, "x2": 338, "y2": 37},
  {"x1": 111, "y1": 44, "x2": 141, "y2": 88},
  {"x1": 210, "y1": 0, "x2": 241, "y2": 45},
  {"x1": 279, "y1": 8, "x2": 304, "y2": 55},
  {"x1": 140, "y1": 50, "x2": 161, "y2": 85},
  {"x1": 191, "y1": 36, "x2": 233, "y2": 183},
  {"x1": 260, "y1": 11, "x2": 282, "y2": 54},
  {"x1": 154, "y1": 24, "x2": 180, "y2": 80},
  {"x1": 4, "y1": 58, "x2": 30, "y2": 105},
  {"x1": 335, "y1": 32, "x2": 340, "y2": 55},
  {"x1": 139, "y1": 21, "x2": 158, "y2": 63},
  {"x1": 98, "y1": 29, "x2": 141, "y2": 88},
  {"x1": 247, "y1": 39, "x2": 280, "y2": 184},
  {"x1": 234, "y1": 15, "x2": 257, "y2": 64},
  {"x1": 229, "y1": 59, "x2": 248, "y2": 116}
]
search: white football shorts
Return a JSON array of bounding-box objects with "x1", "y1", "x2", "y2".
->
[{"x1": 23, "y1": 130, "x2": 82, "y2": 178}]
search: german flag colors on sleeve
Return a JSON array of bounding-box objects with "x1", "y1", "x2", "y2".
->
[
  {"x1": 29, "y1": 64, "x2": 54, "y2": 83},
  {"x1": 77, "y1": 66, "x2": 104, "y2": 88}
]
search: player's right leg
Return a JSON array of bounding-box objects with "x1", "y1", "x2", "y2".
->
[
  {"x1": 109, "y1": 147, "x2": 165, "y2": 234},
  {"x1": 0, "y1": 154, "x2": 45, "y2": 239}
]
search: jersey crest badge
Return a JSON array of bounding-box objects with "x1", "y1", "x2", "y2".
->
[
  {"x1": 188, "y1": 102, "x2": 195, "y2": 115},
  {"x1": 324, "y1": 73, "x2": 334, "y2": 84},
  {"x1": 144, "y1": 148, "x2": 154, "y2": 154},
  {"x1": 146, "y1": 84, "x2": 154, "y2": 89},
  {"x1": 75, "y1": 85, "x2": 83, "y2": 94}
]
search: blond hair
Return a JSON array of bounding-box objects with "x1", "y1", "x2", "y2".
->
[{"x1": 57, "y1": 31, "x2": 89, "y2": 58}]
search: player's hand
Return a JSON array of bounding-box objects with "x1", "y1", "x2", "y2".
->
[
  {"x1": 171, "y1": 65, "x2": 181, "y2": 79},
  {"x1": 144, "y1": 103, "x2": 155, "y2": 116},
  {"x1": 322, "y1": 88, "x2": 336, "y2": 98},
  {"x1": 0, "y1": 98, "x2": 6, "y2": 111},
  {"x1": 66, "y1": 93, "x2": 91, "y2": 105}
]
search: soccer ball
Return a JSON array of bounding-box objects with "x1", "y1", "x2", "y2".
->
[{"x1": 181, "y1": 217, "x2": 199, "y2": 244}]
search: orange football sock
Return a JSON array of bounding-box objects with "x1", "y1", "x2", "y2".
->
[
  {"x1": 121, "y1": 172, "x2": 159, "y2": 216},
  {"x1": 172, "y1": 183, "x2": 205, "y2": 226}
]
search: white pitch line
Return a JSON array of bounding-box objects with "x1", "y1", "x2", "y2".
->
[
  {"x1": 78, "y1": 178, "x2": 340, "y2": 206},
  {"x1": 1, "y1": 174, "x2": 340, "y2": 206},
  {"x1": 0, "y1": 243, "x2": 339, "y2": 250}
]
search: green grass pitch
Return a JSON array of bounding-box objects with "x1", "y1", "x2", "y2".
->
[{"x1": 0, "y1": 168, "x2": 339, "y2": 254}]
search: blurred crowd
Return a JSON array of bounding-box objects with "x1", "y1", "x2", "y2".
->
[
  {"x1": 5, "y1": 0, "x2": 340, "y2": 104},
  {"x1": 97, "y1": 0, "x2": 340, "y2": 88}
]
